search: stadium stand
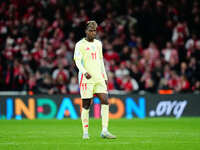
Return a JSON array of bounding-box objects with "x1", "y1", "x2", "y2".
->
[{"x1": 0, "y1": 0, "x2": 200, "y2": 94}]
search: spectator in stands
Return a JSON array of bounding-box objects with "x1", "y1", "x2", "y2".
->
[
  {"x1": 172, "y1": 20, "x2": 189, "y2": 47},
  {"x1": 68, "y1": 76, "x2": 79, "y2": 94},
  {"x1": 12, "y1": 65, "x2": 26, "y2": 91},
  {"x1": 140, "y1": 67, "x2": 155, "y2": 92},
  {"x1": 52, "y1": 63, "x2": 69, "y2": 85},
  {"x1": 104, "y1": 41, "x2": 120, "y2": 63},
  {"x1": 172, "y1": 20, "x2": 189, "y2": 61},
  {"x1": 115, "y1": 62, "x2": 130, "y2": 80},
  {"x1": 28, "y1": 73, "x2": 36, "y2": 91},
  {"x1": 168, "y1": 71, "x2": 181, "y2": 92},
  {"x1": 107, "y1": 72, "x2": 116, "y2": 91},
  {"x1": 162, "y1": 41, "x2": 179, "y2": 64},
  {"x1": 192, "y1": 81, "x2": 200, "y2": 93},
  {"x1": 179, "y1": 75, "x2": 190, "y2": 92},
  {"x1": 121, "y1": 74, "x2": 139, "y2": 92},
  {"x1": 37, "y1": 73, "x2": 56, "y2": 95},
  {"x1": 129, "y1": 63, "x2": 142, "y2": 83},
  {"x1": 179, "y1": 62, "x2": 190, "y2": 78},
  {"x1": 142, "y1": 42, "x2": 160, "y2": 69},
  {"x1": 187, "y1": 57, "x2": 198, "y2": 83}
]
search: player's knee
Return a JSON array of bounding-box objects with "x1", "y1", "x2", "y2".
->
[
  {"x1": 83, "y1": 105, "x2": 90, "y2": 109},
  {"x1": 82, "y1": 99, "x2": 91, "y2": 109},
  {"x1": 83, "y1": 104, "x2": 90, "y2": 109},
  {"x1": 101, "y1": 99, "x2": 109, "y2": 105}
]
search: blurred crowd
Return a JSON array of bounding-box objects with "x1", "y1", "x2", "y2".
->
[{"x1": 0, "y1": 0, "x2": 200, "y2": 94}]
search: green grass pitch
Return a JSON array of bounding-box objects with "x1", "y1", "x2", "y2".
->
[{"x1": 0, "y1": 118, "x2": 200, "y2": 150}]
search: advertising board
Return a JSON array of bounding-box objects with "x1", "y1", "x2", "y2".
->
[{"x1": 0, "y1": 94, "x2": 199, "y2": 120}]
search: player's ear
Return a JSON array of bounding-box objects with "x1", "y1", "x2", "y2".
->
[{"x1": 85, "y1": 28, "x2": 88, "y2": 35}]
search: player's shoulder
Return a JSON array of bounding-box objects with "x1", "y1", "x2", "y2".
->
[
  {"x1": 76, "y1": 38, "x2": 84, "y2": 45},
  {"x1": 94, "y1": 39, "x2": 102, "y2": 46},
  {"x1": 75, "y1": 39, "x2": 86, "y2": 48}
]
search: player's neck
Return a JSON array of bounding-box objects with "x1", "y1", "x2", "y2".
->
[{"x1": 85, "y1": 37, "x2": 94, "y2": 42}]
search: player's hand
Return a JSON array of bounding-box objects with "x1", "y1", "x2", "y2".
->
[
  {"x1": 84, "y1": 72, "x2": 92, "y2": 79},
  {"x1": 105, "y1": 80, "x2": 108, "y2": 86}
]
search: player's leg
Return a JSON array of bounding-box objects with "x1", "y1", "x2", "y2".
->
[
  {"x1": 94, "y1": 82, "x2": 116, "y2": 139},
  {"x1": 95, "y1": 93, "x2": 109, "y2": 132},
  {"x1": 80, "y1": 83, "x2": 94, "y2": 139},
  {"x1": 81, "y1": 98, "x2": 92, "y2": 139}
]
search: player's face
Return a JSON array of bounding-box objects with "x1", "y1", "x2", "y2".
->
[{"x1": 86, "y1": 28, "x2": 96, "y2": 41}]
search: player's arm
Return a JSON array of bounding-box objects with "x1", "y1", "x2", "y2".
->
[
  {"x1": 74, "y1": 43, "x2": 91, "y2": 79},
  {"x1": 99, "y1": 42, "x2": 108, "y2": 83}
]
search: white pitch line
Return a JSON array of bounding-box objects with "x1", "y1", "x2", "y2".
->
[
  {"x1": 0, "y1": 141, "x2": 200, "y2": 145},
  {"x1": 0, "y1": 142, "x2": 131, "y2": 145}
]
